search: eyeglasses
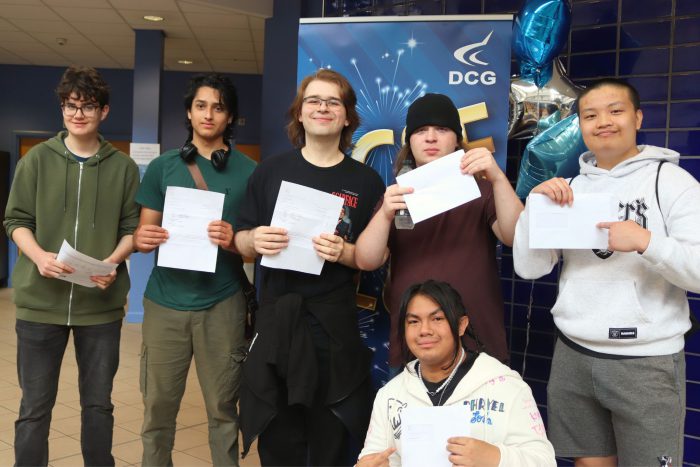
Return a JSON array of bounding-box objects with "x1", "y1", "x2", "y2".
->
[
  {"x1": 302, "y1": 96, "x2": 344, "y2": 109},
  {"x1": 62, "y1": 102, "x2": 101, "y2": 117}
]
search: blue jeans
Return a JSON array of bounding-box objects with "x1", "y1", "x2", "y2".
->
[{"x1": 14, "y1": 319, "x2": 122, "y2": 467}]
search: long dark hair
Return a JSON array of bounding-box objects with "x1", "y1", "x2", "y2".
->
[{"x1": 398, "y1": 280, "x2": 483, "y2": 368}]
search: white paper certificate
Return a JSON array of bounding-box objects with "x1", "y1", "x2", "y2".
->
[
  {"x1": 158, "y1": 186, "x2": 224, "y2": 273},
  {"x1": 396, "y1": 149, "x2": 481, "y2": 224},
  {"x1": 402, "y1": 405, "x2": 471, "y2": 467},
  {"x1": 528, "y1": 193, "x2": 618, "y2": 249},
  {"x1": 260, "y1": 181, "x2": 344, "y2": 275},
  {"x1": 56, "y1": 240, "x2": 118, "y2": 288}
]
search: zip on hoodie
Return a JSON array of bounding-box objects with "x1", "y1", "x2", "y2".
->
[{"x1": 67, "y1": 161, "x2": 84, "y2": 326}]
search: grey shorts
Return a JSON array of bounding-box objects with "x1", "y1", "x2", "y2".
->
[{"x1": 547, "y1": 339, "x2": 685, "y2": 466}]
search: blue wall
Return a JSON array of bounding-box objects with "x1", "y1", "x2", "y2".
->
[{"x1": 0, "y1": 65, "x2": 262, "y2": 162}]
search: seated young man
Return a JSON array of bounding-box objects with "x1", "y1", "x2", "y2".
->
[{"x1": 357, "y1": 280, "x2": 555, "y2": 467}]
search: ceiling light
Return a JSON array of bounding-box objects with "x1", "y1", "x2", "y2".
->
[
  {"x1": 178, "y1": 60, "x2": 193, "y2": 65},
  {"x1": 143, "y1": 15, "x2": 164, "y2": 22}
]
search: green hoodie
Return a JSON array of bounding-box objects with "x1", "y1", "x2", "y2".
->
[{"x1": 4, "y1": 131, "x2": 140, "y2": 325}]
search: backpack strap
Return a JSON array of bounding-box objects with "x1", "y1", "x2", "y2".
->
[{"x1": 655, "y1": 161, "x2": 667, "y2": 234}]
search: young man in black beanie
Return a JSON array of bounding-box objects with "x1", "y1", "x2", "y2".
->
[{"x1": 356, "y1": 93, "x2": 523, "y2": 375}]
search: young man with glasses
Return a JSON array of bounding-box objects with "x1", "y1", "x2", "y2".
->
[
  {"x1": 234, "y1": 69, "x2": 385, "y2": 466},
  {"x1": 4, "y1": 65, "x2": 140, "y2": 466}
]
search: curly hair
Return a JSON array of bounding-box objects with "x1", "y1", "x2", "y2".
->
[{"x1": 55, "y1": 66, "x2": 110, "y2": 106}]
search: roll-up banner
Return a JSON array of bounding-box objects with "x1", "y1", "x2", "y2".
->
[{"x1": 298, "y1": 16, "x2": 513, "y2": 386}]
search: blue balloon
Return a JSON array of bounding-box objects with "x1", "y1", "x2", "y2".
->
[
  {"x1": 515, "y1": 114, "x2": 587, "y2": 198},
  {"x1": 512, "y1": 0, "x2": 572, "y2": 87}
]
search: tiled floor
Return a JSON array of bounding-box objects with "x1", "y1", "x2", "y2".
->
[{"x1": 0, "y1": 288, "x2": 261, "y2": 466}]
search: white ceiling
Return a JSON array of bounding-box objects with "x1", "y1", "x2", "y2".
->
[{"x1": 0, "y1": 0, "x2": 273, "y2": 74}]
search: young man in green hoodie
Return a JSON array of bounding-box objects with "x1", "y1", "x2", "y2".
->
[{"x1": 4, "y1": 66, "x2": 140, "y2": 466}]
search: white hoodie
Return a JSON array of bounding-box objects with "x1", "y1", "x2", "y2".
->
[
  {"x1": 514, "y1": 145, "x2": 700, "y2": 356},
  {"x1": 359, "y1": 353, "x2": 556, "y2": 467}
]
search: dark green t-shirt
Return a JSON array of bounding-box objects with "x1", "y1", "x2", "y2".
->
[{"x1": 136, "y1": 148, "x2": 256, "y2": 310}]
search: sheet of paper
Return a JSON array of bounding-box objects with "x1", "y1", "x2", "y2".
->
[
  {"x1": 260, "y1": 181, "x2": 344, "y2": 275},
  {"x1": 396, "y1": 149, "x2": 481, "y2": 224},
  {"x1": 402, "y1": 405, "x2": 471, "y2": 467},
  {"x1": 129, "y1": 142, "x2": 160, "y2": 167},
  {"x1": 528, "y1": 193, "x2": 618, "y2": 249},
  {"x1": 158, "y1": 186, "x2": 224, "y2": 273},
  {"x1": 56, "y1": 240, "x2": 118, "y2": 288}
]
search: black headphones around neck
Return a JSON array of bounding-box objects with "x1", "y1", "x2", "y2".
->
[{"x1": 179, "y1": 140, "x2": 229, "y2": 171}]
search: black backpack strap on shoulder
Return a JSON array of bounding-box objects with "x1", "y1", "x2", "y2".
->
[
  {"x1": 655, "y1": 161, "x2": 668, "y2": 235},
  {"x1": 655, "y1": 160, "x2": 666, "y2": 215}
]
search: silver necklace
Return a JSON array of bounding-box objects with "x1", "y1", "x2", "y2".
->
[{"x1": 417, "y1": 347, "x2": 465, "y2": 398}]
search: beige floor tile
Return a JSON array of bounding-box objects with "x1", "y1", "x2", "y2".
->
[
  {"x1": 112, "y1": 425, "x2": 140, "y2": 445},
  {"x1": 173, "y1": 426, "x2": 209, "y2": 451},
  {"x1": 0, "y1": 428, "x2": 13, "y2": 445},
  {"x1": 49, "y1": 453, "x2": 83, "y2": 466},
  {"x1": 51, "y1": 414, "x2": 82, "y2": 437},
  {"x1": 111, "y1": 389, "x2": 143, "y2": 406},
  {"x1": 111, "y1": 438, "x2": 143, "y2": 465},
  {"x1": 173, "y1": 406, "x2": 208, "y2": 428},
  {"x1": 48, "y1": 435, "x2": 82, "y2": 461},
  {"x1": 181, "y1": 442, "x2": 212, "y2": 463},
  {"x1": 172, "y1": 449, "x2": 212, "y2": 466},
  {"x1": 117, "y1": 417, "x2": 144, "y2": 436},
  {"x1": 0, "y1": 446, "x2": 14, "y2": 466},
  {"x1": 51, "y1": 403, "x2": 81, "y2": 421},
  {"x1": 114, "y1": 404, "x2": 144, "y2": 425}
]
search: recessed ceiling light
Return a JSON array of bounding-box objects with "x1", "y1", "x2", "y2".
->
[
  {"x1": 178, "y1": 59, "x2": 193, "y2": 65},
  {"x1": 143, "y1": 15, "x2": 164, "y2": 22}
]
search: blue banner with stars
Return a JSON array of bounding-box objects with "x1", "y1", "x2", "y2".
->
[{"x1": 298, "y1": 16, "x2": 513, "y2": 388}]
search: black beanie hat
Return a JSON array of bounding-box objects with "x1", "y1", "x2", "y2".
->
[{"x1": 404, "y1": 93, "x2": 463, "y2": 143}]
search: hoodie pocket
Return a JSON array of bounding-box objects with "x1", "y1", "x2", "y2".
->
[{"x1": 552, "y1": 279, "x2": 648, "y2": 342}]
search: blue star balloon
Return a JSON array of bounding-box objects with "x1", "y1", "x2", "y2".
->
[{"x1": 512, "y1": 0, "x2": 572, "y2": 87}]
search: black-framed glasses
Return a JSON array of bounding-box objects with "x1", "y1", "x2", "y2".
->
[
  {"x1": 62, "y1": 102, "x2": 101, "y2": 117},
  {"x1": 302, "y1": 96, "x2": 344, "y2": 109}
]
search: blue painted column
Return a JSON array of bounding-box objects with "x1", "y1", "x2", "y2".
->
[
  {"x1": 127, "y1": 29, "x2": 163, "y2": 323},
  {"x1": 260, "y1": 0, "x2": 301, "y2": 160}
]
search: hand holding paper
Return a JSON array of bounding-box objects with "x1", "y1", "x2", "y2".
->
[
  {"x1": 596, "y1": 219, "x2": 651, "y2": 253},
  {"x1": 396, "y1": 149, "x2": 481, "y2": 224},
  {"x1": 158, "y1": 186, "x2": 225, "y2": 273},
  {"x1": 528, "y1": 193, "x2": 617, "y2": 249},
  {"x1": 446, "y1": 436, "x2": 501, "y2": 467},
  {"x1": 56, "y1": 240, "x2": 118, "y2": 288},
  {"x1": 402, "y1": 405, "x2": 471, "y2": 467},
  {"x1": 260, "y1": 181, "x2": 344, "y2": 275}
]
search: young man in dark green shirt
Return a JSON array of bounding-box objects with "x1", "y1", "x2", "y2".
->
[{"x1": 133, "y1": 74, "x2": 256, "y2": 466}]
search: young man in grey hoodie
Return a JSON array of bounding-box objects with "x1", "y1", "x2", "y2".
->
[
  {"x1": 4, "y1": 66, "x2": 140, "y2": 466},
  {"x1": 513, "y1": 78, "x2": 700, "y2": 466}
]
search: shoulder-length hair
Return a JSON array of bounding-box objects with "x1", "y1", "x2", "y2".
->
[{"x1": 286, "y1": 69, "x2": 360, "y2": 153}]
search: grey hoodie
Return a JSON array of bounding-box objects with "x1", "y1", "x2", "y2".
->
[{"x1": 513, "y1": 145, "x2": 700, "y2": 356}]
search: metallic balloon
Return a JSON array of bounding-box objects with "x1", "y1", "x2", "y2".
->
[
  {"x1": 508, "y1": 59, "x2": 583, "y2": 139},
  {"x1": 512, "y1": 0, "x2": 572, "y2": 87},
  {"x1": 515, "y1": 113, "x2": 588, "y2": 198}
]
